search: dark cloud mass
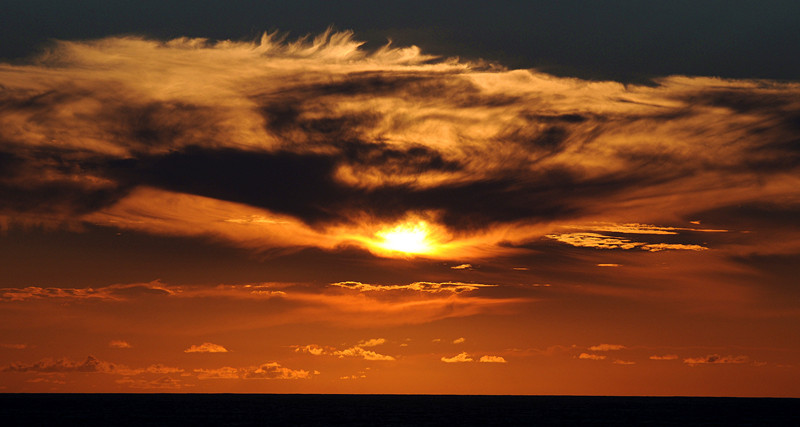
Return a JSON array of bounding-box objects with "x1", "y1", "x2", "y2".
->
[{"x1": 0, "y1": 32, "x2": 798, "y2": 256}]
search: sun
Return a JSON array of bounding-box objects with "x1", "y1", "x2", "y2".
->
[{"x1": 374, "y1": 221, "x2": 434, "y2": 255}]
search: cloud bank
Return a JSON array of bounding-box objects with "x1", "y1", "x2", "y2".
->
[{"x1": 1, "y1": 30, "x2": 799, "y2": 260}]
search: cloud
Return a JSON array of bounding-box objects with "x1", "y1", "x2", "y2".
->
[
  {"x1": 578, "y1": 353, "x2": 607, "y2": 360},
  {"x1": 358, "y1": 338, "x2": 386, "y2": 348},
  {"x1": 241, "y1": 362, "x2": 312, "y2": 380},
  {"x1": 452, "y1": 337, "x2": 466, "y2": 344},
  {"x1": 613, "y1": 360, "x2": 636, "y2": 365},
  {"x1": 478, "y1": 355, "x2": 507, "y2": 363},
  {"x1": 3, "y1": 356, "x2": 116, "y2": 373},
  {"x1": 0, "y1": 344, "x2": 27, "y2": 350},
  {"x1": 588, "y1": 344, "x2": 626, "y2": 351},
  {"x1": 194, "y1": 367, "x2": 240, "y2": 380},
  {"x1": 546, "y1": 233, "x2": 708, "y2": 252},
  {"x1": 333, "y1": 346, "x2": 395, "y2": 361},
  {"x1": 0, "y1": 281, "x2": 173, "y2": 302},
  {"x1": 109, "y1": 340, "x2": 132, "y2": 349},
  {"x1": 441, "y1": 352, "x2": 473, "y2": 363},
  {"x1": 650, "y1": 354, "x2": 679, "y2": 361},
  {"x1": 683, "y1": 354, "x2": 750, "y2": 366},
  {"x1": 330, "y1": 281, "x2": 496, "y2": 293},
  {"x1": 450, "y1": 264, "x2": 473, "y2": 270},
  {"x1": 1, "y1": 31, "x2": 797, "y2": 260},
  {"x1": 184, "y1": 342, "x2": 229, "y2": 353},
  {"x1": 293, "y1": 344, "x2": 328, "y2": 356},
  {"x1": 294, "y1": 339, "x2": 394, "y2": 361}
]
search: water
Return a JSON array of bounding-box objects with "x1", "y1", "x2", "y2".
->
[{"x1": 2, "y1": 394, "x2": 798, "y2": 426}]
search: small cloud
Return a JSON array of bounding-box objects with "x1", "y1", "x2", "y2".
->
[
  {"x1": 0, "y1": 343, "x2": 27, "y2": 350},
  {"x1": 293, "y1": 344, "x2": 327, "y2": 356},
  {"x1": 596, "y1": 263, "x2": 620, "y2": 267},
  {"x1": 184, "y1": 342, "x2": 229, "y2": 353},
  {"x1": 109, "y1": 340, "x2": 132, "y2": 349},
  {"x1": 649, "y1": 354, "x2": 679, "y2": 361},
  {"x1": 333, "y1": 346, "x2": 395, "y2": 361},
  {"x1": 432, "y1": 338, "x2": 442, "y2": 343},
  {"x1": 588, "y1": 344, "x2": 626, "y2": 351},
  {"x1": 452, "y1": 337, "x2": 466, "y2": 344},
  {"x1": 690, "y1": 220, "x2": 701, "y2": 225},
  {"x1": 613, "y1": 360, "x2": 636, "y2": 365},
  {"x1": 512, "y1": 267, "x2": 529, "y2": 271},
  {"x1": 194, "y1": 367, "x2": 240, "y2": 380},
  {"x1": 450, "y1": 264, "x2": 473, "y2": 270},
  {"x1": 578, "y1": 353, "x2": 606, "y2": 360},
  {"x1": 479, "y1": 355, "x2": 507, "y2": 363},
  {"x1": 441, "y1": 352, "x2": 473, "y2": 363},
  {"x1": 242, "y1": 362, "x2": 312, "y2": 380},
  {"x1": 358, "y1": 338, "x2": 386, "y2": 348},
  {"x1": 683, "y1": 354, "x2": 749, "y2": 366}
]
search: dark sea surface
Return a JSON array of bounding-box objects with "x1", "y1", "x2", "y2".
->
[{"x1": 1, "y1": 394, "x2": 798, "y2": 426}]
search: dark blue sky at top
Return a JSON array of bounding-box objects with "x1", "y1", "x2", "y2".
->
[{"x1": 2, "y1": 0, "x2": 799, "y2": 82}]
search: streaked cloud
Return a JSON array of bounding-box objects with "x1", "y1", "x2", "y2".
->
[
  {"x1": 450, "y1": 264, "x2": 473, "y2": 270},
  {"x1": 184, "y1": 343, "x2": 229, "y2": 353},
  {"x1": 0, "y1": 344, "x2": 27, "y2": 350},
  {"x1": 330, "y1": 281, "x2": 496, "y2": 293},
  {"x1": 578, "y1": 353, "x2": 607, "y2": 360},
  {"x1": 613, "y1": 360, "x2": 636, "y2": 365},
  {"x1": 650, "y1": 354, "x2": 679, "y2": 361},
  {"x1": 588, "y1": 344, "x2": 626, "y2": 351},
  {"x1": 546, "y1": 233, "x2": 708, "y2": 252},
  {"x1": 683, "y1": 354, "x2": 750, "y2": 366},
  {"x1": 452, "y1": 337, "x2": 466, "y2": 344},
  {"x1": 109, "y1": 340, "x2": 132, "y2": 349}
]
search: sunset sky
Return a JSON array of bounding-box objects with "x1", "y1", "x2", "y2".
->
[{"x1": 1, "y1": 1, "x2": 800, "y2": 396}]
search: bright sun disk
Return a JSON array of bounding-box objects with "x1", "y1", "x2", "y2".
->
[{"x1": 375, "y1": 221, "x2": 434, "y2": 255}]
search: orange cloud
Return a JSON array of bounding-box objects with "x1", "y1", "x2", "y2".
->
[
  {"x1": 453, "y1": 337, "x2": 466, "y2": 344},
  {"x1": 650, "y1": 354, "x2": 679, "y2": 361},
  {"x1": 478, "y1": 355, "x2": 507, "y2": 363},
  {"x1": 109, "y1": 340, "x2": 132, "y2": 349},
  {"x1": 683, "y1": 354, "x2": 750, "y2": 366},
  {"x1": 184, "y1": 343, "x2": 229, "y2": 353},
  {"x1": 588, "y1": 344, "x2": 626, "y2": 351},
  {"x1": 441, "y1": 352, "x2": 473, "y2": 363},
  {"x1": 578, "y1": 353, "x2": 607, "y2": 361},
  {"x1": 330, "y1": 281, "x2": 496, "y2": 293}
]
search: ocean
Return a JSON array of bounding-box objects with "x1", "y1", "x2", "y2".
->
[{"x1": 1, "y1": 394, "x2": 798, "y2": 426}]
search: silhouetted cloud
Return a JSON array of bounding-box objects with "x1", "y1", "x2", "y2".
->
[{"x1": 1, "y1": 31, "x2": 797, "y2": 260}]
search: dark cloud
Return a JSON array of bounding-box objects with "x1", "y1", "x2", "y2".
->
[{"x1": 0, "y1": 33, "x2": 798, "y2": 256}]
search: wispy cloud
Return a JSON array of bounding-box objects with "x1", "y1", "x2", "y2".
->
[
  {"x1": 1, "y1": 31, "x2": 797, "y2": 260},
  {"x1": 330, "y1": 281, "x2": 495, "y2": 293}
]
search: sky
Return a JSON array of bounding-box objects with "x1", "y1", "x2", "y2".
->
[{"x1": 1, "y1": 1, "x2": 799, "y2": 396}]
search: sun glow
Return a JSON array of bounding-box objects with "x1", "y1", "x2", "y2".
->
[{"x1": 374, "y1": 221, "x2": 434, "y2": 255}]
